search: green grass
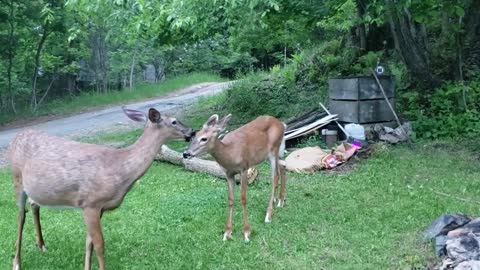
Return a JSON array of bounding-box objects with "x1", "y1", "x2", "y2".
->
[
  {"x1": 0, "y1": 72, "x2": 225, "y2": 126},
  {"x1": 3, "y1": 93, "x2": 480, "y2": 269},
  {"x1": 1, "y1": 141, "x2": 479, "y2": 269}
]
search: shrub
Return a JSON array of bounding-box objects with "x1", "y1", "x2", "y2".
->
[
  {"x1": 219, "y1": 40, "x2": 361, "y2": 122},
  {"x1": 401, "y1": 80, "x2": 480, "y2": 139},
  {"x1": 222, "y1": 72, "x2": 294, "y2": 122},
  {"x1": 164, "y1": 35, "x2": 257, "y2": 79}
]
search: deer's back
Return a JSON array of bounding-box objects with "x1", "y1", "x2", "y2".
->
[
  {"x1": 224, "y1": 115, "x2": 284, "y2": 145},
  {"x1": 8, "y1": 129, "x2": 121, "y2": 207},
  {"x1": 8, "y1": 129, "x2": 111, "y2": 170},
  {"x1": 221, "y1": 116, "x2": 285, "y2": 167}
]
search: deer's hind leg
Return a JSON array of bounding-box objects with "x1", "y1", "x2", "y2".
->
[
  {"x1": 277, "y1": 161, "x2": 286, "y2": 208},
  {"x1": 12, "y1": 173, "x2": 27, "y2": 270},
  {"x1": 31, "y1": 202, "x2": 46, "y2": 251},
  {"x1": 265, "y1": 153, "x2": 279, "y2": 224}
]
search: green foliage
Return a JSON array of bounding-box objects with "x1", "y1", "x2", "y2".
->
[
  {"x1": 221, "y1": 72, "x2": 292, "y2": 121},
  {"x1": 400, "y1": 80, "x2": 480, "y2": 139},
  {"x1": 163, "y1": 35, "x2": 258, "y2": 79},
  {"x1": 295, "y1": 132, "x2": 326, "y2": 149}
]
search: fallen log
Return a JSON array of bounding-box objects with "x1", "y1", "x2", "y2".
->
[{"x1": 156, "y1": 145, "x2": 258, "y2": 184}]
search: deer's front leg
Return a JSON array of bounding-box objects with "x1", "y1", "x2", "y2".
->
[
  {"x1": 83, "y1": 208, "x2": 105, "y2": 270},
  {"x1": 31, "y1": 203, "x2": 46, "y2": 251},
  {"x1": 12, "y1": 181, "x2": 27, "y2": 270},
  {"x1": 240, "y1": 170, "x2": 251, "y2": 242},
  {"x1": 223, "y1": 173, "x2": 235, "y2": 241},
  {"x1": 84, "y1": 233, "x2": 93, "y2": 270}
]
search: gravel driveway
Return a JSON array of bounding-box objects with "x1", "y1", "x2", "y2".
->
[{"x1": 0, "y1": 81, "x2": 231, "y2": 167}]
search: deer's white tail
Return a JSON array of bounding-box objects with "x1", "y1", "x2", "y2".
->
[{"x1": 279, "y1": 123, "x2": 287, "y2": 158}]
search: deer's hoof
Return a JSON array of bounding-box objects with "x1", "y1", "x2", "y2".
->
[
  {"x1": 39, "y1": 245, "x2": 47, "y2": 252},
  {"x1": 277, "y1": 199, "x2": 285, "y2": 208},
  {"x1": 264, "y1": 215, "x2": 272, "y2": 224},
  {"x1": 244, "y1": 231, "x2": 251, "y2": 242},
  {"x1": 223, "y1": 231, "x2": 232, "y2": 241}
]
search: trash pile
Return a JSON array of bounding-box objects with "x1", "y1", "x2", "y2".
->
[
  {"x1": 282, "y1": 98, "x2": 413, "y2": 173},
  {"x1": 371, "y1": 122, "x2": 413, "y2": 144},
  {"x1": 424, "y1": 213, "x2": 480, "y2": 270},
  {"x1": 285, "y1": 142, "x2": 360, "y2": 173},
  {"x1": 284, "y1": 109, "x2": 338, "y2": 140}
]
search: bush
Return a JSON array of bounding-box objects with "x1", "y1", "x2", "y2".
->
[
  {"x1": 221, "y1": 72, "x2": 294, "y2": 122},
  {"x1": 401, "y1": 80, "x2": 480, "y2": 139},
  {"x1": 164, "y1": 35, "x2": 257, "y2": 79},
  {"x1": 219, "y1": 40, "x2": 362, "y2": 122},
  {"x1": 221, "y1": 64, "x2": 329, "y2": 122}
]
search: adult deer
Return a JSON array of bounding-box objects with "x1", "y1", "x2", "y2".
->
[
  {"x1": 183, "y1": 114, "x2": 286, "y2": 242},
  {"x1": 7, "y1": 107, "x2": 195, "y2": 270}
]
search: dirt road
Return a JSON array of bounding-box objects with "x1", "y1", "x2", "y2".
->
[{"x1": 0, "y1": 82, "x2": 230, "y2": 166}]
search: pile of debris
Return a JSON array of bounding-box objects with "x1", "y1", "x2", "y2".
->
[
  {"x1": 370, "y1": 122, "x2": 413, "y2": 144},
  {"x1": 284, "y1": 109, "x2": 337, "y2": 141},
  {"x1": 284, "y1": 142, "x2": 360, "y2": 173},
  {"x1": 424, "y1": 213, "x2": 480, "y2": 270}
]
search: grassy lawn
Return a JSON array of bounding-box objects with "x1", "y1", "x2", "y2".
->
[
  {"x1": 1, "y1": 140, "x2": 479, "y2": 269},
  {"x1": 0, "y1": 72, "x2": 225, "y2": 127},
  {"x1": 1, "y1": 93, "x2": 479, "y2": 269}
]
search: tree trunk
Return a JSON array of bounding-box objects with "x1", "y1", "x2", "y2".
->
[
  {"x1": 7, "y1": 0, "x2": 17, "y2": 114},
  {"x1": 34, "y1": 77, "x2": 55, "y2": 111},
  {"x1": 129, "y1": 48, "x2": 137, "y2": 91},
  {"x1": 64, "y1": 41, "x2": 76, "y2": 96},
  {"x1": 90, "y1": 28, "x2": 108, "y2": 93},
  {"x1": 462, "y1": 0, "x2": 480, "y2": 80},
  {"x1": 387, "y1": 2, "x2": 438, "y2": 87},
  {"x1": 31, "y1": 24, "x2": 49, "y2": 108},
  {"x1": 152, "y1": 58, "x2": 164, "y2": 83},
  {"x1": 356, "y1": 0, "x2": 366, "y2": 51}
]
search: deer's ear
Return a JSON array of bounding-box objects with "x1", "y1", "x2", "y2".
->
[
  {"x1": 123, "y1": 106, "x2": 147, "y2": 122},
  {"x1": 217, "y1": 114, "x2": 232, "y2": 131},
  {"x1": 148, "y1": 108, "x2": 162, "y2": 123},
  {"x1": 204, "y1": 114, "x2": 219, "y2": 128}
]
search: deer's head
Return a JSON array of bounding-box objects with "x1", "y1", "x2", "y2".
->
[
  {"x1": 122, "y1": 106, "x2": 196, "y2": 141},
  {"x1": 183, "y1": 114, "x2": 231, "y2": 159}
]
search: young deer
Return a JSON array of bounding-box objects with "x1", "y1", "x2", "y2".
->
[
  {"x1": 7, "y1": 107, "x2": 195, "y2": 270},
  {"x1": 183, "y1": 114, "x2": 286, "y2": 242}
]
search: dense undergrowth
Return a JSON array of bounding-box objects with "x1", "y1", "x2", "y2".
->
[{"x1": 211, "y1": 40, "x2": 480, "y2": 139}]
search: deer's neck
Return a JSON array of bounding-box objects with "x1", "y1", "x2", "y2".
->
[
  {"x1": 210, "y1": 139, "x2": 235, "y2": 170},
  {"x1": 121, "y1": 126, "x2": 168, "y2": 184}
]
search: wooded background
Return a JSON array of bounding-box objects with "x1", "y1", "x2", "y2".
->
[{"x1": 0, "y1": 0, "x2": 479, "y2": 137}]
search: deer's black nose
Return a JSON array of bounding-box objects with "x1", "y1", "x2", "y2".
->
[
  {"x1": 184, "y1": 130, "x2": 196, "y2": 142},
  {"x1": 183, "y1": 152, "x2": 191, "y2": 159}
]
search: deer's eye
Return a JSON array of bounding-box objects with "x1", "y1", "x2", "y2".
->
[
  {"x1": 200, "y1": 137, "x2": 208, "y2": 142},
  {"x1": 172, "y1": 120, "x2": 177, "y2": 125}
]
